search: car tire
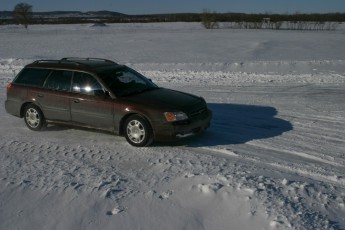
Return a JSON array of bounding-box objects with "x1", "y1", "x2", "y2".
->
[
  {"x1": 24, "y1": 104, "x2": 46, "y2": 131},
  {"x1": 124, "y1": 115, "x2": 153, "y2": 147}
]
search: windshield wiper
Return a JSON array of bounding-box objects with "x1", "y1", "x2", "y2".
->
[
  {"x1": 118, "y1": 87, "x2": 159, "y2": 97},
  {"x1": 137, "y1": 87, "x2": 159, "y2": 94}
]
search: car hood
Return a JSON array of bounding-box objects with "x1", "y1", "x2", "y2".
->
[{"x1": 121, "y1": 88, "x2": 204, "y2": 111}]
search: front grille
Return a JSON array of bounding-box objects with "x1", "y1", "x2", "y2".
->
[{"x1": 189, "y1": 107, "x2": 208, "y2": 120}]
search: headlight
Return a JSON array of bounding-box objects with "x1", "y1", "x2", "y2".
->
[{"x1": 164, "y1": 112, "x2": 188, "y2": 122}]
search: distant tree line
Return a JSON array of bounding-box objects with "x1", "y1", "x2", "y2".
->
[
  {"x1": 214, "y1": 12, "x2": 345, "y2": 23},
  {"x1": 200, "y1": 12, "x2": 343, "y2": 30},
  {"x1": 33, "y1": 12, "x2": 345, "y2": 24},
  {"x1": 1, "y1": 7, "x2": 345, "y2": 30},
  {"x1": 219, "y1": 21, "x2": 339, "y2": 30}
]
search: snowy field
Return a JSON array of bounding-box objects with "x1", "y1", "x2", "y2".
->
[{"x1": 0, "y1": 22, "x2": 345, "y2": 229}]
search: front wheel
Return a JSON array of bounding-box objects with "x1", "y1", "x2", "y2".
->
[
  {"x1": 124, "y1": 115, "x2": 153, "y2": 147},
  {"x1": 24, "y1": 104, "x2": 45, "y2": 131}
]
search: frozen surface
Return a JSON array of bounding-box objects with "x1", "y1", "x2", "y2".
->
[{"x1": 1, "y1": 23, "x2": 345, "y2": 230}]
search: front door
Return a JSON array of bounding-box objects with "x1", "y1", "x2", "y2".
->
[{"x1": 70, "y1": 72, "x2": 114, "y2": 130}]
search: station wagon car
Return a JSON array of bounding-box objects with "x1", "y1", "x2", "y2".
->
[{"x1": 5, "y1": 58, "x2": 212, "y2": 147}]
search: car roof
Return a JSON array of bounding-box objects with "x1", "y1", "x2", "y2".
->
[{"x1": 25, "y1": 58, "x2": 124, "y2": 74}]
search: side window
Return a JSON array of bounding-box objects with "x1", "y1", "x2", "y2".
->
[
  {"x1": 44, "y1": 70, "x2": 72, "y2": 91},
  {"x1": 14, "y1": 68, "x2": 50, "y2": 87},
  {"x1": 72, "y1": 72, "x2": 104, "y2": 96}
]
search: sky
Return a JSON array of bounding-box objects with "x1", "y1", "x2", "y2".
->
[{"x1": 2, "y1": 0, "x2": 345, "y2": 14}]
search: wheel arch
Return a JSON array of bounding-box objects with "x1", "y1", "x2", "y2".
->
[
  {"x1": 20, "y1": 102, "x2": 34, "y2": 118},
  {"x1": 119, "y1": 113, "x2": 154, "y2": 138}
]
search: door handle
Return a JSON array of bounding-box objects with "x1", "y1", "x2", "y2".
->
[
  {"x1": 37, "y1": 94, "x2": 44, "y2": 98},
  {"x1": 74, "y1": 99, "x2": 80, "y2": 103}
]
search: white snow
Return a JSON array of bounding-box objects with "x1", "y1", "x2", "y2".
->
[{"x1": 1, "y1": 22, "x2": 345, "y2": 230}]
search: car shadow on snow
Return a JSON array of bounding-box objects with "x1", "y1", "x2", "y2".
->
[{"x1": 165, "y1": 103, "x2": 293, "y2": 147}]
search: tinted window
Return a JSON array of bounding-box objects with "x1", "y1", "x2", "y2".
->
[
  {"x1": 14, "y1": 68, "x2": 50, "y2": 87},
  {"x1": 44, "y1": 70, "x2": 72, "y2": 91},
  {"x1": 99, "y1": 67, "x2": 158, "y2": 97},
  {"x1": 72, "y1": 72, "x2": 103, "y2": 96}
]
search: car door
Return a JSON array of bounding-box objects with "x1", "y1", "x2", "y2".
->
[
  {"x1": 70, "y1": 72, "x2": 114, "y2": 130},
  {"x1": 38, "y1": 70, "x2": 72, "y2": 121}
]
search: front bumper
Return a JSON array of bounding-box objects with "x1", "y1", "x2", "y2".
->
[{"x1": 153, "y1": 109, "x2": 212, "y2": 142}]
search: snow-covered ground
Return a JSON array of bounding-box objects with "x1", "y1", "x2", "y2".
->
[{"x1": 0, "y1": 23, "x2": 345, "y2": 229}]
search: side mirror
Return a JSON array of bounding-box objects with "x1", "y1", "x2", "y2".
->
[{"x1": 104, "y1": 90, "x2": 111, "y2": 99}]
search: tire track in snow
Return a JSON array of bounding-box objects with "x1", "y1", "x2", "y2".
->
[
  {"x1": 246, "y1": 142, "x2": 342, "y2": 167},
  {"x1": 0, "y1": 132, "x2": 342, "y2": 229},
  {"x1": 0, "y1": 138, "x2": 140, "y2": 201},
  {"x1": 194, "y1": 144, "x2": 345, "y2": 188},
  {"x1": 179, "y1": 145, "x2": 343, "y2": 230}
]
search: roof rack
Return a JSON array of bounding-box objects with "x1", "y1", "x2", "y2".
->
[
  {"x1": 60, "y1": 57, "x2": 117, "y2": 64},
  {"x1": 33, "y1": 59, "x2": 81, "y2": 66},
  {"x1": 32, "y1": 58, "x2": 118, "y2": 68},
  {"x1": 33, "y1": 60, "x2": 62, "y2": 64}
]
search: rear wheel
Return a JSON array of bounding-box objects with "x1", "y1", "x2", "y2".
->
[
  {"x1": 24, "y1": 104, "x2": 45, "y2": 131},
  {"x1": 124, "y1": 115, "x2": 153, "y2": 147}
]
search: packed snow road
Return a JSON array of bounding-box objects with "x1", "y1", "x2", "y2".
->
[{"x1": 1, "y1": 23, "x2": 345, "y2": 229}]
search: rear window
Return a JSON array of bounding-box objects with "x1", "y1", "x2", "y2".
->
[
  {"x1": 44, "y1": 70, "x2": 72, "y2": 91},
  {"x1": 14, "y1": 68, "x2": 50, "y2": 87}
]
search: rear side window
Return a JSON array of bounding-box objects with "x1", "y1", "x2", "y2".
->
[
  {"x1": 14, "y1": 68, "x2": 50, "y2": 87},
  {"x1": 72, "y1": 72, "x2": 103, "y2": 96},
  {"x1": 44, "y1": 70, "x2": 73, "y2": 91}
]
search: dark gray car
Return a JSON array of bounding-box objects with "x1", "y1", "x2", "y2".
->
[{"x1": 5, "y1": 58, "x2": 212, "y2": 147}]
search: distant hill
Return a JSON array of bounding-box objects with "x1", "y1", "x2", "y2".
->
[
  {"x1": 0, "y1": 11, "x2": 12, "y2": 18},
  {"x1": 0, "y1": 10, "x2": 126, "y2": 19}
]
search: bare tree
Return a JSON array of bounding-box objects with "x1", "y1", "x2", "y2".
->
[
  {"x1": 13, "y1": 2, "x2": 33, "y2": 29},
  {"x1": 201, "y1": 9, "x2": 219, "y2": 29}
]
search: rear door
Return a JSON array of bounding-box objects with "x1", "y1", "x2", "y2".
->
[
  {"x1": 70, "y1": 72, "x2": 114, "y2": 130},
  {"x1": 38, "y1": 70, "x2": 72, "y2": 121}
]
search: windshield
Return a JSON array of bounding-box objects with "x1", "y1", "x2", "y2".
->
[{"x1": 99, "y1": 67, "x2": 158, "y2": 97}]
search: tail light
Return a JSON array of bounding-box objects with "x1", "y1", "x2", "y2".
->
[{"x1": 7, "y1": 83, "x2": 13, "y2": 92}]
